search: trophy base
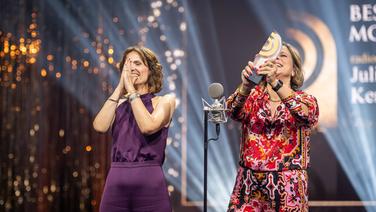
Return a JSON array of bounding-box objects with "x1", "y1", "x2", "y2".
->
[{"x1": 247, "y1": 72, "x2": 263, "y2": 84}]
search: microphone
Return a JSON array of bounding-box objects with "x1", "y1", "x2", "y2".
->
[
  {"x1": 202, "y1": 83, "x2": 228, "y2": 124},
  {"x1": 202, "y1": 83, "x2": 227, "y2": 210}
]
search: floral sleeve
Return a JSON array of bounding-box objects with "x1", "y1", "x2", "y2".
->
[
  {"x1": 282, "y1": 92, "x2": 319, "y2": 128},
  {"x1": 226, "y1": 88, "x2": 250, "y2": 122}
]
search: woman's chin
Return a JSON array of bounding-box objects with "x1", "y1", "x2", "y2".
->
[{"x1": 134, "y1": 81, "x2": 147, "y2": 87}]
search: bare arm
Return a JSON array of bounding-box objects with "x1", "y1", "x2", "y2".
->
[
  {"x1": 131, "y1": 94, "x2": 176, "y2": 135},
  {"x1": 93, "y1": 81, "x2": 124, "y2": 133},
  {"x1": 115, "y1": 56, "x2": 176, "y2": 134}
]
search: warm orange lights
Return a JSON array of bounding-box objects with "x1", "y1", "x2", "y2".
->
[
  {"x1": 29, "y1": 57, "x2": 36, "y2": 64},
  {"x1": 83, "y1": 60, "x2": 90, "y2": 68},
  {"x1": 47, "y1": 54, "x2": 54, "y2": 61},
  {"x1": 85, "y1": 145, "x2": 92, "y2": 152},
  {"x1": 41, "y1": 69, "x2": 47, "y2": 77}
]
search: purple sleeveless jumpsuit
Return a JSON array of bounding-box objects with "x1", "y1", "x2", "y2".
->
[{"x1": 100, "y1": 93, "x2": 172, "y2": 212}]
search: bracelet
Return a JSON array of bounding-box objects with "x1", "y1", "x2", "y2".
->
[
  {"x1": 128, "y1": 92, "x2": 140, "y2": 103},
  {"x1": 272, "y1": 79, "x2": 283, "y2": 92},
  {"x1": 108, "y1": 98, "x2": 119, "y2": 103}
]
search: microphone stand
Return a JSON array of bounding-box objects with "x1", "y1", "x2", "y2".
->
[
  {"x1": 204, "y1": 110, "x2": 208, "y2": 212},
  {"x1": 203, "y1": 110, "x2": 220, "y2": 212}
]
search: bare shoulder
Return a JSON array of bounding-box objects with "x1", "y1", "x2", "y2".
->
[
  {"x1": 160, "y1": 94, "x2": 176, "y2": 110},
  {"x1": 152, "y1": 93, "x2": 176, "y2": 109},
  {"x1": 163, "y1": 93, "x2": 176, "y2": 105}
]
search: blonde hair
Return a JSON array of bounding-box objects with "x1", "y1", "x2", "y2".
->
[
  {"x1": 283, "y1": 42, "x2": 304, "y2": 90},
  {"x1": 119, "y1": 46, "x2": 163, "y2": 94}
]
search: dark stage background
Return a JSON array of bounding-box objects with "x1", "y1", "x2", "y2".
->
[{"x1": 1, "y1": 0, "x2": 376, "y2": 211}]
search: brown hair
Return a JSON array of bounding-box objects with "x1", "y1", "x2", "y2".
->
[
  {"x1": 119, "y1": 46, "x2": 163, "y2": 94},
  {"x1": 283, "y1": 42, "x2": 304, "y2": 90}
]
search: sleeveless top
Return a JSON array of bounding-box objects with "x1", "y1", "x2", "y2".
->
[{"x1": 111, "y1": 93, "x2": 169, "y2": 165}]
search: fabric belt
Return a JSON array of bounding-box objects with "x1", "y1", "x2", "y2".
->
[{"x1": 111, "y1": 160, "x2": 161, "y2": 168}]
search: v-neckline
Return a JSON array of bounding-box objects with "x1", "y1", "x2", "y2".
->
[
  {"x1": 264, "y1": 92, "x2": 282, "y2": 122},
  {"x1": 268, "y1": 101, "x2": 281, "y2": 121}
]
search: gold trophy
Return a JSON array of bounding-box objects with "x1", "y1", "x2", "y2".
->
[{"x1": 248, "y1": 31, "x2": 282, "y2": 84}]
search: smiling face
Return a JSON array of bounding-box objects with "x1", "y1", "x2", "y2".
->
[
  {"x1": 275, "y1": 45, "x2": 294, "y2": 80},
  {"x1": 125, "y1": 51, "x2": 150, "y2": 87},
  {"x1": 274, "y1": 43, "x2": 304, "y2": 90},
  {"x1": 120, "y1": 46, "x2": 163, "y2": 94}
]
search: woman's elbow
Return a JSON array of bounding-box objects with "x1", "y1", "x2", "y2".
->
[
  {"x1": 93, "y1": 120, "x2": 108, "y2": 133},
  {"x1": 139, "y1": 128, "x2": 155, "y2": 135},
  {"x1": 139, "y1": 125, "x2": 159, "y2": 135}
]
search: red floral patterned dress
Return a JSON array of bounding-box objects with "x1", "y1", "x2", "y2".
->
[{"x1": 226, "y1": 85, "x2": 319, "y2": 212}]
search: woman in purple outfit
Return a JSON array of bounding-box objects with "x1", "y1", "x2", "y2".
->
[{"x1": 93, "y1": 46, "x2": 176, "y2": 212}]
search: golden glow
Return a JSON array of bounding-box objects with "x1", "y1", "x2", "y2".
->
[
  {"x1": 83, "y1": 60, "x2": 90, "y2": 67},
  {"x1": 42, "y1": 186, "x2": 48, "y2": 194},
  {"x1": 108, "y1": 57, "x2": 114, "y2": 64},
  {"x1": 29, "y1": 57, "x2": 36, "y2": 64},
  {"x1": 29, "y1": 23, "x2": 36, "y2": 30},
  {"x1": 29, "y1": 44, "x2": 38, "y2": 54},
  {"x1": 47, "y1": 54, "x2": 54, "y2": 61},
  {"x1": 50, "y1": 184, "x2": 57, "y2": 192},
  {"x1": 41, "y1": 69, "x2": 47, "y2": 77},
  {"x1": 31, "y1": 31, "x2": 37, "y2": 38},
  {"x1": 20, "y1": 45, "x2": 27, "y2": 54},
  {"x1": 108, "y1": 48, "x2": 114, "y2": 55},
  {"x1": 85, "y1": 145, "x2": 92, "y2": 152},
  {"x1": 59, "y1": 129, "x2": 65, "y2": 137},
  {"x1": 4, "y1": 47, "x2": 9, "y2": 53}
]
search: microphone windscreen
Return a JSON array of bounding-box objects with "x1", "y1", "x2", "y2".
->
[{"x1": 208, "y1": 83, "x2": 224, "y2": 99}]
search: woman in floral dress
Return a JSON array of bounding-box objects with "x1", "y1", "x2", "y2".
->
[{"x1": 227, "y1": 42, "x2": 319, "y2": 212}]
